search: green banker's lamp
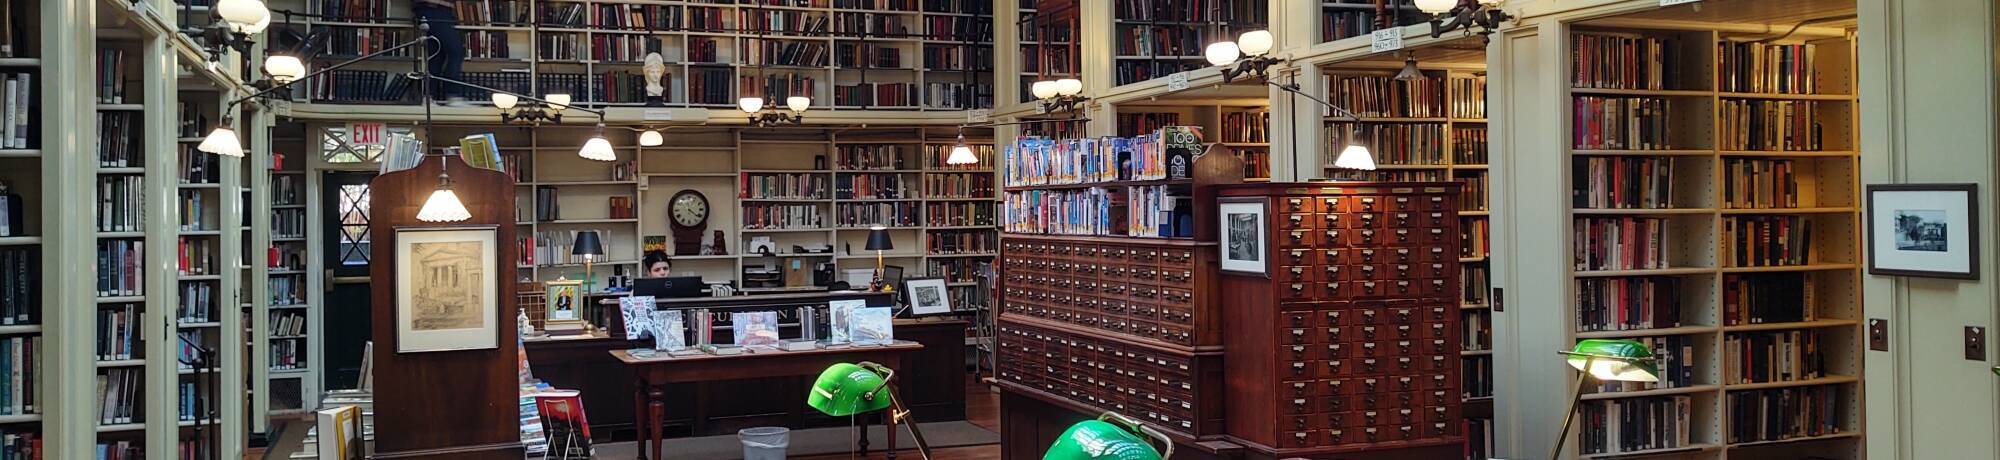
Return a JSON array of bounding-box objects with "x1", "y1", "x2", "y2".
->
[
  {"x1": 1550, "y1": 339, "x2": 1660, "y2": 460},
  {"x1": 1043, "y1": 412, "x2": 1174, "y2": 460},
  {"x1": 809, "y1": 362, "x2": 933, "y2": 459}
]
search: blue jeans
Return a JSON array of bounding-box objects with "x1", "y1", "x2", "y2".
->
[{"x1": 412, "y1": 4, "x2": 462, "y2": 100}]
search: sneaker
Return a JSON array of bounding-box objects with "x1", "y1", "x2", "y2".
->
[{"x1": 443, "y1": 96, "x2": 470, "y2": 108}]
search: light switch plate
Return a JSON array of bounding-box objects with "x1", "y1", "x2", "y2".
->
[
  {"x1": 1868, "y1": 318, "x2": 1888, "y2": 351},
  {"x1": 1968, "y1": 326, "x2": 1987, "y2": 361}
]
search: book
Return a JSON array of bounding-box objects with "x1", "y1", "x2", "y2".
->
[
  {"x1": 731, "y1": 312, "x2": 780, "y2": 346},
  {"x1": 1571, "y1": 32, "x2": 1679, "y2": 90},
  {"x1": 458, "y1": 133, "x2": 503, "y2": 171},
  {"x1": 848, "y1": 307, "x2": 893, "y2": 345},
  {"x1": 828, "y1": 299, "x2": 864, "y2": 343},
  {"x1": 1581, "y1": 396, "x2": 1691, "y2": 455},
  {"x1": 650, "y1": 310, "x2": 686, "y2": 352},
  {"x1": 316, "y1": 405, "x2": 364, "y2": 460},
  {"x1": 1571, "y1": 156, "x2": 1675, "y2": 209},
  {"x1": 1575, "y1": 277, "x2": 1682, "y2": 332},
  {"x1": 1726, "y1": 386, "x2": 1842, "y2": 443},
  {"x1": 617, "y1": 296, "x2": 656, "y2": 339}
]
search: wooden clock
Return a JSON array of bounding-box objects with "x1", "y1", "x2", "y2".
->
[{"x1": 668, "y1": 189, "x2": 709, "y2": 256}]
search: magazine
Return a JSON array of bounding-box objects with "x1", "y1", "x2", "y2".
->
[
  {"x1": 827, "y1": 299, "x2": 866, "y2": 343},
  {"x1": 732, "y1": 311, "x2": 781, "y2": 346},
  {"x1": 849, "y1": 307, "x2": 893, "y2": 345},
  {"x1": 651, "y1": 310, "x2": 686, "y2": 351}
]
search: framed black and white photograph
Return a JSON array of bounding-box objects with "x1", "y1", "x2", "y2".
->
[
  {"x1": 904, "y1": 277, "x2": 952, "y2": 316},
  {"x1": 395, "y1": 226, "x2": 501, "y2": 352},
  {"x1": 1868, "y1": 184, "x2": 1980, "y2": 279},
  {"x1": 1218, "y1": 198, "x2": 1269, "y2": 276}
]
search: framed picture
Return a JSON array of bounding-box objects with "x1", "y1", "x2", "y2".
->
[
  {"x1": 1218, "y1": 197, "x2": 1269, "y2": 276},
  {"x1": 904, "y1": 278, "x2": 952, "y2": 315},
  {"x1": 1867, "y1": 184, "x2": 1980, "y2": 279},
  {"x1": 545, "y1": 279, "x2": 584, "y2": 321},
  {"x1": 395, "y1": 226, "x2": 500, "y2": 353}
]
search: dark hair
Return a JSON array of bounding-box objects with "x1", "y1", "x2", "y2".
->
[{"x1": 643, "y1": 250, "x2": 672, "y2": 269}]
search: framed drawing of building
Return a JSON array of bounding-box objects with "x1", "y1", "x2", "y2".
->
[{"x1": 395, "y1": 226, "x2": 501, "y2": 352}]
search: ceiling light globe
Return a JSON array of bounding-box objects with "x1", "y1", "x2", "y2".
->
[
  {"x1": 1238, "y1": 30, "x2": 1274, "y2": 56},
  {"x1": 1414, "y1": 0, "x2": 1457, "y2": 14},
  {"x1": 738, "y1": 97, "x2": 765, "y2": 114},
  {"x1": 1030, "y1": 81, "x2": 1059, "y2": 100},
  {"x1": 1477, "y1": 0, "x2": 1503, "y2": 5},
  {"x1": 240, "y1": 8, "x2": 271, "y2": 34},
  {"x1": 1204, "y1": 41, "x2": 1241, "y2": 67},
  {"x1": 1054, "y1": 78, "x2": 1083, "y2": 97},
  {"x1": 579, "y1": 136, "x2": 617, "y2": 162},
  {"x1": 545, "y1": 93, "x2": 571, "y2": 111},
  {"x1": 639, "y1": 130, "x2": 664, "y2": 147},
  {"x1": 786, "y1": 96, "x2": 811, "y2": 112},
  {"x1": 490, "y1": 93, "x2": 518, "y2": 109},
  {"x1": 197, "y1": 126, "x2": 244, "y2": 157},
  {"x1": 216, "y1": 0, "x2": 268, "y2": 30},
  {"x1": 262, "y1": 55, "x2": 305, "y2": 83}
]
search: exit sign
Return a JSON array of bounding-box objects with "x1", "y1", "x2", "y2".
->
[{"x1": 346, "y1": 122, "x2": 386, "y2": 147}]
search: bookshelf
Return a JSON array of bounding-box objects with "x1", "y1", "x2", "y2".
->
[
  {"x1": 93, "y1": 32, "x2": 154, "y2": 458},
  {"x1": 265, "y1": 127, "x2": 313, "y2": 418},
  {"x1": 271, "y1": 0, "x2": 994, "y2": 110},
  {"x1": 1016, "y1": 0, "x2": 1078, "y2": 104},
  {"x1": 1111, "y1": 0, "x2": 1266, "y2": 87},
  {"x1": 1112, "y1": 104, "x2": 1271, "y2": 180},
  {"x1": 0, "y1": 0, "x2": 40, "y2": 455},
  {"x1": 1559, "y1": 20, "x2": 1861, "y2": 458},
  {"x1": 173, "y1": 83, "x2": 231, "y2": 459},
  {"x1": 1318, "y1": 0, "x2": 1424, "y2": 45}
]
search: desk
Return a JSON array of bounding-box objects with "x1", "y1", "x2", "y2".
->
[{"x1": 612, "y1": 341, "x2": 926, "y2": 460}]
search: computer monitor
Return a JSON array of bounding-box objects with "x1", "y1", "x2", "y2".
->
[{"x1": 633, "y1": 276, "x2": 705, "y2": 299}]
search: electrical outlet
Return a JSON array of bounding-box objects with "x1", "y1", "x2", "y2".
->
[
  {"x1": 1868, "y1": 319, "x2": 1888, "y2": 351},
  {"x1": 1968, "y1": 326, "x2": 1987, "y2": 361},
  {"x1": 1491, "y1": 288, "x2": 1504, "y2": 312}
]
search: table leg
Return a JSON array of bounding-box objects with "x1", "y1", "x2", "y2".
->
[
  {"x1": 649, "y1": 386, "x2": 666, "y2": 460},
  {"x1": 633, "y1": 382, "x2": 648, "y2": 460},
  {"x1": 885, "y1": 408, "x2": 899, "y2": 460}
]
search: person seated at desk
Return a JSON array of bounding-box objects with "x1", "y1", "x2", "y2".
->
[
  {"x1": 636, "y1": 250, "x2": 708, "y2": 298},
  {"x1": 643, "y1": 250, "x2": 672, "y2": 278}
]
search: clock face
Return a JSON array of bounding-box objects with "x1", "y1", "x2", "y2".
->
[{"x1": 671, "y1": 191, "x2": 708, "y2": 227}]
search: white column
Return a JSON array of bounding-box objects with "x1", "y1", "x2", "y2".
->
[{"x1": 44, "y1": 0, "x2": 101, "y2": 456}]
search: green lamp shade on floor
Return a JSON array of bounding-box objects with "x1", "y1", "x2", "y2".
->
[
  {"x1": 1563, "y1": 339, "x2": 1661, "y2": 382},
  {"x1": 1043, "y1": 419, "x2": 1164, "y2": 460},
  {"x1": 807, "y1": 363, "x2": 892, "y2": 417}
]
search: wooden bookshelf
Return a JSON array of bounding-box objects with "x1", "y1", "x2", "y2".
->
[
  {"x1": 1110, "y1": 0, "x2": 1266, "y2": 87},
  {"x1": 1560, "y1": 20, "x2": 1861, "y2": 458},
  {"x1": 1016, "y1": 0, "x2": 1078, "y2": 104},
  {"x1": 1317, "y1": 1, "x2": 1424, "y2": 45},
  {"x1": 269, "y1": 0, "x2": 994, "y2": 110},
  {"x1": 0, "y1": 0, "x2": 41, "y2": 454}
]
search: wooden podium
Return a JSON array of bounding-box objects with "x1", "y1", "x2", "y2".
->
[{"x1": 367, "y1": 154, "x2": 527, "y2": 459}]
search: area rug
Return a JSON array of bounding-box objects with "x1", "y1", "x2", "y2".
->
[{"x1": 591, "y1": 421, "x2": 999, "y2": 459}]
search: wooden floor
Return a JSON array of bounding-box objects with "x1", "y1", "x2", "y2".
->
[{"x1": 793, "y1": 376, "x2": 1003, "y2": 460}]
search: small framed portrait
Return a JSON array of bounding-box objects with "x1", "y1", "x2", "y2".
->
[
  {"x1": 1867, "y1": 183, "x2": 1980, "y2": 279},
  {"x1": 545, "y1": 279, "x2": 584, "y2": 322},
  {"x1": 395, "y1": 226, "x2": 500, "y2": 353},
  {"x1": 904, "y1": 278, "x2": 952, "y2": 316},
  {"x1": 1218, "y1": 197, "x2": 1269, "y2": 276}
]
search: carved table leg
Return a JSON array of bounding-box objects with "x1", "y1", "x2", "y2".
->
[{"x1": 649, "y1": 386, "x2": 666, "y2": 460}]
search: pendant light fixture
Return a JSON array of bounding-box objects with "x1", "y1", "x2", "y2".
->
[
  {"x1": 1212, "y1": 29, "x2": 1281, "y2": 83},
  {"x1": 262, "y1": 54, "x2": 305, "y2": 83},
  {"x1": 946, "y1": 132, "x2": 979, "y2": 165},
  {"x1": 1417, "y1": 0, "x2": 1512, "y2": 41},
  {"x1": 417, "y1": 157, "x2": 472, "y2": 223},
  {"x1": 1393, "y1": 54, "x2": 1423, "y2": 82},
  {"x1": 197, "y1": 117, "x2": 244, "y2": 157},
  {"x1": 1334, "y1": 128, "x2": 1377, "y2": 171},
  {"x1": 740, "y1": 4, "x2": 807, "y2": 127},
  {"x1": 578, "y1": 123, "x2": 617, "y2": 162},
  {"x1": 638, "y1": 129, "x2": 664, "y2": 147}
]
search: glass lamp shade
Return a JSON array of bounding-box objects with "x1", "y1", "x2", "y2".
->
[
  {"x1": 866, "y1": 226, "x2": 894, "y2": 251},
  {"x1": 1394, "y1": 57, "x2": 1423, "y2": 82},
  {"x1": 263, "y1": 55, "x2": 305, "y2": 83},
  {"x1": 1238, "y1": 30, "x2": 1274, "y2": 56},
  {"x1": 1043, "y1": 419, "x2": 1164, "y2": 460},
  {"x1": 1333, "y1": 141, "x2": 1376, "y2": 171},
  {"x1": 1204, "y1": 40, "x2": 1241, "y2": 67},
  {"x1": 1055, "y1": 78, "x2": 1084, "y2": 97},
  {"x1": 1030, "y1": 81, "x2": 1059, "y2": 100},
  {"x1": 197, "y1": 126, "x2": 244, "y2": 157},
  {"x1": 578, "y1": 136, "x2": 617, "y2": 162},
  {"x1": 544, "y1": 93, "x2": 571, "y2": 111},
  {"x1": 1414, "y1": 0, "x2": 1457, "y2": 14},
  {"x1": 806, "y1": 363, "x2": 893, "y2": 417},
  {"x1": 216, "y1": 0, "x2": 268, "y2": 30},
  {"x1": 638, "y1": 129, "x2": 664, "y2": 147},
  {"x1": 240, "y1": 8, "x2": 271, "y2": 34},
  {"x1": 1478, "y1": 0, "x2": 1503, "y2": 5},
  {"x1": 738, "y1": 97, "x2": 765, "y2": 114},
  {"x1": 946, "y1": 144, "x2": 978, "y2": 165},
  {"x1": 416, "y1": 184, "x2": 472, "y2": 223},
  {"x1": 1564, "y1": 339, "x2": 1661, "y2": 382},
  {"x1": 491, "y1": 93, "x2": 518, "y2": 109},
  {"x1": 571, "y1": 230, "x2": 605, "y2": 257},
  {"x1": 786, "y1": 96, "x2": 811, "y2": 112}
]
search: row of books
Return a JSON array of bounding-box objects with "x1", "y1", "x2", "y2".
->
[
  {"x1": 1237, "y1": 148, "x2": 1270, "y2": 180},
  {"x1": 1573, "y1": 96, "x2": 1675, "y2": 150},
  {"x1": 744, "y1": 203, "x2": 824, "y2": 229},
  {"x1": 97, "y1": 368, "x2": 141, "y2": 425},
  {"x1": 539, "y1": 2, "x2": 589, "y2": 27},
  {"x1": 1572, "y1": 156, "x2": 1677, "y2": 209},
  {"x1": 270, "y1": 275, "x2": 306, "y2": 306},
  {"x1": 1019, "y1": 46, "x2": 1075, "y2": 74},
  {"x1": 1576, "y1": 276, "x2": 1682, "y2": 332},
  {"x1": 920, "y1": 82, "x2": 990, "y2": 109},
  {"x1": 1329, "y1": 123, "x2": 1447, "y2": 166},
  {"x1": 1464, "y1": 418, "x2": 1495, "y2": 460},
  {"x1": 0, "y1": 248, "x2": 28, "y2": 325},
  {"x1": 174, "y1": 330, "x2": 207, "y2": 372},
  {"x1": 924, "y1": 201, "x2": 993, "y2": 227},
  {"x1": 527, "y1": 229, "x2": 609, "y2": 266},
  {"x1": 1321, "y1": 9, "x2": 1382, "y2": 43},
  {"x1": 96, "y1": 304, "x2": 139, "y2": 360},
  {"x1": 1004, "y1": 131, "x2": 1175, "y2": 185},
  {"x1": 97, "y1": 112, "x2": 140, "y2": 167},
  {"x1": 0, "y1": 337, "x2": 35, "y2": 416},
  {"x1": 1114, "y1": 60, "x2": 1200, "y2": 86},
  {"x1": 177, "y1": 147, "x2": 220, "y2": 184},
  {"x1": 175, "y1": 101, "x2": 208, "y2": 139},
  {"x1": 1724, "y1": 215, "x2": 1813, "y2": 267},
  {"x1": 1571, "y1": 32, "x2": 1681, "y2": 90},
  {"x1": 688, "y1": 6, "x2": 730, "y2": 32},
  {"x1": 532, "y1": 187, "x2": 565, "y2": 221},
  {"x1": 834, "y1": 43, "x2": 905, "y2": 69},
  {"x1": 1719, "y1": 42, "x2": 1822, "y2": 95},
  {"x1": 1219, "y1": 111, "x2": 1268, "y2": 144},
  {"x1": 1723, "y1": 158, "x2": 1801, "y2": 209},
  {"x1": 1458, "y1": 172, "x2": 1489, "y2": 212},
  {"x1": 1449, "y1": 76, "x2": 1487, "y2": 119},
  {"x1": 589, "y1": 3, "x2": 681, "y2": 30},
  {"x1": 835, "y1": 202, "x2": 919, "y2": 227},
  {"x1": 833, "y1": 12, "x2": 910, "y2": 36},
  {"x1": 920, "y1": 15, "x2": 993, "y2": 42},
  {"x1": 320, "y1": 27, "x2": 415, "y2": 58},
  {"x1": 1726, "y1": 329, "x2": 1826, "y2": 384},
  {"x1": 1724, "y1": 273, "x2": 1813, "y2": 325},
  {"x1": 745, "y1": 38, "x2": 831, "y2": 67},
  {"x1": 455, "y1": 0, "x2": 531, "y2": 25},
  {"x1": 1463, "y1": 309, "x2": 1491, "y2": 352},
  {"x1": 464, "y1": 31, "x2": 512, "y2": 60},
  {"x1": 97, "y1": 240, "x2": 144, "y2": 297},
  {"x1": 271, "y1": 244, "x2": 305, "y2": 271},
  {"x1": 1461, "y1": 215, "x2": 1489, "y2": 259},
  {"x1": 834, "y1": 0, "x2": 919, "y2": 10},
  {"x1": 1113, "y1": 0, "x2": 1245, "y2": 22},
  {"x1": 1326, "y1": 169, "x2": 1446, "y2": 182},
  {"x1": 927, "y1": 229, "x2": 995, "y2": 254},
  {"x1": 1572, "y1": 217, "x2": 1668, "y2": 271},
  {"x1": 921, "y1": 45, "x2": 992, "y2": 72},
  {"x1": 741, "y1": 9, "x2": 832, "y2": 35},
  {"x1": 834, "y1": 83, "x2": 916, "y2": 107},
  {"x1": 742, "y1": 73, "x2": 817, "y2": 100},
  {"x1": 177, "y1": 191, "x2": 211, "y2": 232},
  {"x1": 1329, "y1": 74, "x2": 1449, "y2": 118},
  {"x1": 923, "y1": 173, "x2": 993, "y2": 198},
  {"x1": 1003, "y1": 186, "x2": 1184, "y2": 238},
  {"x1": 608, "y1": 196, "x2": 636, "y2": 220},
  {"x1": 1579, "y1": 396, "x2": 1692, "y2": 455},
  {"x1": 176, "y1": 281, "x2": 215, "y2": 323},
  {"x1": 273, "y1": 208, "x2": 306, "y2": 239},
  {"x1": 1114, "y1": 24, "x2": 1202, "y2": 58},
  {"x1": 1461, "y1": 265, "x2": 1491, "y2": 306},
  {"x1": 925, "y1": 257, "x2": 980, "y2": 284},
  {"x1": 1453, "y1": 126, "x2": 1488, "y2": 164},
  {"x1": 0, "y1": 73, "x2": 29, "y2": 149},
  {"x1": 272, "y1": 311, "x2": 308, "y2": 337},
  {"x1": 690, "y1": 67, "x2": 736, "y2": 104},
  {"x1": 1591, "y1": 336, "x2": 1696, "y2": 392},
  {"x1": 303, "y1": 70, "x2": 414, "y2": 104},
  {"x1": 309, "y1": 0, "x2": 388, "y2": 22},
  {"x1": 1461, "y1": 355, "x2": 1492, "y2": 400},
  {"x1": 835, "y1": 145, "x2": 910, "y2": 170},
  {"x1": 271, "y1": 339, "x2": 306, "y2": 371},
  {"x1": 742, "y1": 172, "x2": 829, "y2": 199},
  {"x1": 834, "y1": 174, "x2": 910, "y2": 199},
  {"x1": 1726, "y1": 386, "x2": 1844, "y2": 443},
  {"x1": 273, "y1": 175, "x2": 303, "y2": 206},
  {"x1": 1719, "y1": 99, "x2": 1826, "y2": 151},
  {"x1": 96, "y1": 49, "x2": 129, "y2": 104},
  {"x1": 97, "y1": 441, "x2": 139, "y2": 460}
]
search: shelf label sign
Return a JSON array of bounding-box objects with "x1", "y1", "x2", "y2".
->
[
  {"x1": 643, "y1": 109, "x2": 675, "y2": 121},
  {"x1": 1166, "y1": 72, "x2": 1191, "y2": 91},
  {"x1": 346, "y1": 122, "x2": 386, "y2": 147},
  {"x1": 968, "y1": 109, "x2": 990, "y2": 123},
  {"x1": 1371, "y1": 28, "x2": 1404, "y2": 53},
  {"x1": 1660, "y1": 0, "x2": 1700, "y2": 5}
]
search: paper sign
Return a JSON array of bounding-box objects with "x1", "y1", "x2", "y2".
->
[
  {"x1": 1166, "y1": 72, "x2": 1191, "y2": 91},
  {"x1": 1371, "y1": 28, "x2": 1404, "y2": 53},
  {"x1": 967, "y1": 109, "x2": 990, "y2": 123},
  {"x1": 346, "y1": 122, "x2": 386, "y2": 147},
  {"x1": 1660, "y1": 0, "x2": 1699, "y2": 5},
  {"x1": 643, "y1": 109, "x2": 674, "y2": 121}
]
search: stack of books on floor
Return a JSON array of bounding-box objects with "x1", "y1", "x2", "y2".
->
[{"x1": 289, "y1": 390, "x2": 374, "y2": 459}]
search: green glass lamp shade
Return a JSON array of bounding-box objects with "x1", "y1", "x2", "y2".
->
[
  {"x1": 1563, "y1": 339, "x2": 1661, "y2": 382},
  {"x1": 1043, "y1": 419, "x2": 1164, "y2": 460},
  {"x1": 807, "y1": 363, "x2": 892, "y2": 416}
]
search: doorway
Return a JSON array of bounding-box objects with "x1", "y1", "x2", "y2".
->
[{"x1": 321, "y1": 171, "x2": 376, "y2": 390}]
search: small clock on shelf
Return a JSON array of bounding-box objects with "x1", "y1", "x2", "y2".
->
[{"x1": 669, "y1": 189, "x2": 709, "y2": 256}]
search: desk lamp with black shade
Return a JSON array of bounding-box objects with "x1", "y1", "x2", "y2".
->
[{"x1": 867, "y1": 226, "x2": 894, "y2": 291}]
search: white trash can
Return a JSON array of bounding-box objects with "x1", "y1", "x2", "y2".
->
[{"x1": 738, "y1": 426, "x2": 790, "y2": 460}]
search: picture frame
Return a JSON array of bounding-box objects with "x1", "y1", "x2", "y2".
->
[
  {"x1": 1867, "y1": 183, "x2": 1980, "y2": 279},
  {"x1": 395, "y1": 226, "x2": 500, "y2": 353},
  {"x1": 903, "y1": 278, "x2": 952, "y2": 316},
  {"x1": 545, "y1": 279, "x2": 584, "y2": 322},
  {"x1": 1218, "y1": 197, "x2": 1269, "y2": 276}
]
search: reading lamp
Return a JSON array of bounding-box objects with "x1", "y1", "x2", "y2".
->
[
  {"x1": 1550, "y1": 339, "x2": 1660, "y2": 460},
  {"x1": 572, "y1": 231, "x2": 606, "y2": 292},
  {"x1": 808, "y1": 362, "x2": 933, "y2": 459},
  {"x1": 867, "y1": 226, "x2": 893, "y2": 291},
  {"x1": 1043, "y1": 412, "x2": 1174, "y2": 460}
]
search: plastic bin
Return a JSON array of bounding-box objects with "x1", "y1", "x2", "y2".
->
[{"x1": 739, "y1": 426, "x2": 790, "y2": 460}]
